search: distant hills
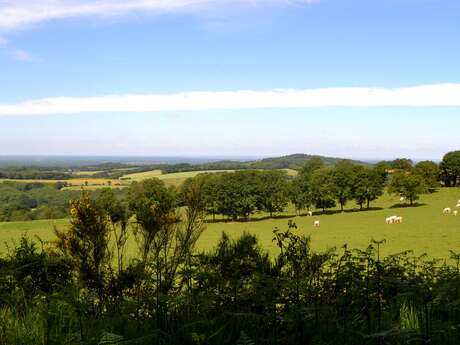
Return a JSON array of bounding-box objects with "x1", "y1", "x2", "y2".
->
[
  {"x1": 247, "y1": 153, "x2": 369, "y2": 170},
  {"x1": 0, "y1": 153, "x2": 370, "y2": 171},
  {"x1": 0, "y1": 153, "x2": 371, "y2": 180},
  {"x1": 101, "y1": 154, "x2": 371, "y2": 177}
]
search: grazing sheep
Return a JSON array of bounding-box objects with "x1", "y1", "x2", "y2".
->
[
  {"x1": 388, "y1": 215, "x2": 398, "y2": 222},
  {"x1": 394, "y1": 216, "x2": 403, "y2": 224},
  {"x1": 456, "y1": 203, "x2": 460, "y2": 208},
  {"x1": 386, "y1": 215, "x2": 402, "y2": 224},
  {"x1": 454, "y1": 210, "x2": 458, "y2": 216},
  {"x1": 307, "y1": 211, "x2": 313, "y2": 216},
  {"x1": 443, "y1": 207, "x2": 452, "y2": 214},
  {"x1": 314, "y1": 220, "x2": 320, "y2": 227}
]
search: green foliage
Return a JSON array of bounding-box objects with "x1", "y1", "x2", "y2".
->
[
  {"x1": 332, "y1": 160, "x2": 355, "y2": 211},
  {"x1": 55, "y1": 192, "x2": 111, "y2": 300},
  {"x1": 413, "y1": 160, "x2": 440, "y2": 192},
  {"x1": 310, "y1": 168, "x2": 336, "y2": 212},
  {"x1": 352, "y1": 166, "x2": 385, "y2": 209},
  {"x1": 440, "y1": 150, "x2": 460, "y2": 187},
  {"x1": 399, "y1": 301, "x2": 420, "y2": 331},
  {"x1": 256, "y1": 170, "x2": 289, "y2": 216},
  {"x1": 97, "y1": 188, "x2": 130, "y2": 274},
  {"x1": 0, "y1": 181, "x2": 100, "y2": 222},
  {"x1": 391, "y1": 158, "x2": 414, "y2": 171},
  {"x1": 388, "y1": 172, "x2": 428, "y2": 205},
  {"x1": 128, "y1": 178, "x2": 178, "y2": 265},
  {"x1": 2, "y1": 208, "x2": 460, "y2": 344}
]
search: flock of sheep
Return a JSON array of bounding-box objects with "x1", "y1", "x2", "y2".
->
[
  {"x1": 309, "y1": 198, "x2": 460, "y2": 228},
  {"x1": 442, "y1": 199, "x2": 460, "y2": 216},
  {"x1": 385, "y1": 197, "x2": 405, "y2": 225},
  {"x1": 385, "y1": 215, "x2": 403, "y2": 224}
]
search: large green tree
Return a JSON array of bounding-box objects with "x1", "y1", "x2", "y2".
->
[
  {"x1": 331, "y1": 160, "x2": 355, "y2": 211},
  {"x1": 217, "y1": 171, "x2": 260, "y2": 220},
  {"x1": 352, "y1": 167, "x2": 385, "y2": 209},
  {"x1": 388, "y1": 172, "x2": 428, "y2": 205},
  {"x1": 299, "y1": 156, "x2": 324, "y2": 176},
  {"x1": 391, "y1": 158, "x2": 413, "y2": 171},
  {"x1": 440, "y1": 151, "x2": 460, "y2": 187},
  {"x1": 288, "y1": 176, "x2": 312, "y2": 214},
  {"x1": 257, "y1": 170, "x2": 289, "y2": 217},
  {"x1": 310, "y1": 168, "x2": 336, "y2": 212},
  {"x1": 413, "y1": 160, "x2": 440, "y2": 192}
]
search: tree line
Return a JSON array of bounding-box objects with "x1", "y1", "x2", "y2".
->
[
  {"x1": 1, "y1": 180, "x2": 460, "y2": 344},
  {"x1": 183, "y1": 155, "x2": 444, "y2": 221}
]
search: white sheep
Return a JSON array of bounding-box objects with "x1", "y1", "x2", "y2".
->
[
  {"x1": 394, "y1": 216, "x2": 403, "y2": 224},
  {"x1": 454, "y1": 210, "x2": 458, "y2": 216},
  {"x1": 456, "y1": 203, "x2": 460, "y2": 209},
  {"x1": 314, "y1": 220, "x2": 320, "y2": 227},
  {"x1": 443, "y1": 207, "x2": 452, "y2": 214},
  {"x1": 385, "y1": 217, "x2": 394, "y2": 224},
  {"x1": 307, "y1": 211, "x2": 313, "y2": 216}
]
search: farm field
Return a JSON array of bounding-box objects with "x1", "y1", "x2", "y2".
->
[
  {"x1": 0, "y1": 178, "x2": 123, "y2": 188},
  {"x1": 1, "y1": 187, "x2": 459, "y2": 260},
  {"x1": 119, "y1": 169, "x2": 163, "y2": 181},
  {"x1": 121, "y1": 169, "x2": 238, "y2": 186},
  {"x1": 0, "y1": 169, "x2": 296, "y2": 192},
  {"x1": 71, "y1": 170, "x2": 103, "y2": 176}
]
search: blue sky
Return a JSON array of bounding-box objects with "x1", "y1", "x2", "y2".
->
[{"x1": 0, "y1": 0, "x2": 459, "y2": 159}]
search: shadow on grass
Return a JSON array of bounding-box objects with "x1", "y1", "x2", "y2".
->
[
  {"x1": 205, "y1": 206, "x2": 396, "y2": 224},
  {"x1": 204, "y1": 214, "x2": 296, "y2": 224},
  {"x1": 300, "y1": 207, "x2": 384, "y2": 216},
  {"x1": 389, "y1": 203, "x2": 427, "y2": 209},
  {"x1": 343, "y1": 207, "x2": 384, "y2": 213}
]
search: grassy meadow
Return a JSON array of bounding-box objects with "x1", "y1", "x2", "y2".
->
[
  {"x1": 1, "y1": 187, "x2": 459, "y2": 260},
  {"x1": 121, "y1": 169, "x2": 238, "y2": 186}
]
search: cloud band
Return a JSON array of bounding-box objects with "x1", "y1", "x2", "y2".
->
[{"x1": 0, "y1": 84, "x2": 459, "y2": 116}]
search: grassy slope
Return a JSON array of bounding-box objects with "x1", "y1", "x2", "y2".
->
[
  {"x1": 1, "y1": 188, "x2": 459, "y2": 259},
  {"x1": 119, "y1": 169, "x2": 163, "y2": 181},
  {"x1": 121, "y1": 170, "x2": 238, "y2": 187}
]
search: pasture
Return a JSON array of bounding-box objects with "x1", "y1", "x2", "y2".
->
[
  {"x1": 1, "y1": 188, "x2": 459, "y2": 260},
  {"x1": 0, "y1": 178, "x2": 123, "y2": 189},
  {"x1": 119, "y1": 169, "x2": 163, "y2": 181},
  {"x1": 121, "y1": 169, "x2": 238, "y2": 186}
]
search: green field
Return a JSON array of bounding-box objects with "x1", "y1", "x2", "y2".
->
[
  {"x1": 120, "y1": 169, "x2": 163, "y2": 181},
  {"x1": 1, "y1": 188, "x2": 460, "y2": 260},
  {"x1": 121, "y1": 169, "x2": 238, "y2": 186}
]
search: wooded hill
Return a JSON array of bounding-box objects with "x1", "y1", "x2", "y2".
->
[{"x1": 0, "y1": 153, "x2": 370, "y2": 179}]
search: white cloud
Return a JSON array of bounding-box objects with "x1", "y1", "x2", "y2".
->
[
  {"x1": 11, "y1": 49, "x2": 40, "y2": 62},
  {"x1": 0, "y1": 0, "x2": 317, "y2": 31},
  {"x1": 0, "y1": 84, "x2": 459, "y2": 116}
]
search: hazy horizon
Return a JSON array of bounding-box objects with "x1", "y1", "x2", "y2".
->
[{"x1": 0, "y1": 153, "x2": 443, "y2": 166}]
